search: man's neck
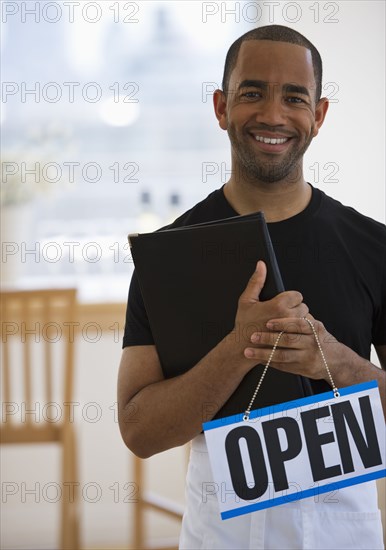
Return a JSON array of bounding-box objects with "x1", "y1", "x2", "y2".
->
[{"x1": 223, "y1": 178, "x2": 312, "y2": 223}]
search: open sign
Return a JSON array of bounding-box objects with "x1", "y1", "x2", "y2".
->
[{"x1": 203, "y1": 381, "x2": 386, "y2": 520}]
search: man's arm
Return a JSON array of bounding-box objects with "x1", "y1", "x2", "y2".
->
[
  {"x1": 375, "y1": 344, "x2": 386, "y2": 370},
  {"x1": 118, "y1": 339, "x2": 254, "y2": 458},
  {"x1": 243, "y1": 320, "x2": 386, "y2": 418},
  {"x1": 118, "y1": 261, "x2": 308, "y2": 458}
]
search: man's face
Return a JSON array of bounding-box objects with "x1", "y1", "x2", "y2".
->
[{"x1": 216, "y1": 40, "x2": 328, "y2": 184}]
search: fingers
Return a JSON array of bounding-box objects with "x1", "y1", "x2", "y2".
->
[
  {"x1": 272, "y1": 290, "x2": 305, "y2": 310},
  {"x1": 243, "y1": 316, "x2": 329, "y2": 380},
  {"x1": 250, "y1": 330, "x2": 305, "y2": 347},
  {"x1": 296, "y1": 303, "x2": 309, "y2": 319},
  {"x1": 245, "y1": 319, "x2": 321, "y2": 357},
  {"x1": 244, "y1": 345, "x2": 303, "y2": 365},
  {"x1": 268, "y1": 300, "x2": 308, "y2": 320},
  {"x1": 266, "y1": 317, "x2": 321, "y2": 333},
  {"x1": 239, "y1": 260, "x2": 267, "y2": 304},
  {"x1": 244, "y1": 328, "x2": 312, "y2": 367}
]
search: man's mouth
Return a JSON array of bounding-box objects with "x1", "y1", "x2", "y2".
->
[{"x1": 254, "y1": 135, "x2": 290, "y2": 145}]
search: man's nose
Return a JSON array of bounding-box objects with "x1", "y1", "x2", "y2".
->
[{"x1": 255, "y1": 93, "x2": 287, "y2": 127}]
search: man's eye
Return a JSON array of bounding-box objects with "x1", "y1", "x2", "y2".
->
[
  {"x1": 241, "y1": 91, "x2": 262, "y2": 99},
  {"x1": 286, "y1": 96, "x2": 305, "y2": 104}
]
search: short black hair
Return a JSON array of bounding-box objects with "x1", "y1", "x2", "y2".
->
[{"x1": 222, "y1": 25, "x2": 323, "y2": 102}]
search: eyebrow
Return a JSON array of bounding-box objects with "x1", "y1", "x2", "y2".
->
[
  {"x1": 237, "y1": 80, "x2": 311, "y2": 98},
  {"x1": 284, "y1": 84, "x2": 311, "y2": 98},
  {"x1": 237, "y1": 80, "x2": 268, "y2": 90}
]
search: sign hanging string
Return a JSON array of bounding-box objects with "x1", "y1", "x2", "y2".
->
[{"x1": 243, "y1": 317, "x2": 340, "y2": 422}]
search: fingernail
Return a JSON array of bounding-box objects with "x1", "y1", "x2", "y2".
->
[
  {"x1": 266, "y1": 322, "x2": 274, "y2": 329},
  {"x1": 245, "y1": 348, "x2": 254, "y2": 358},
  {"x1": 251, "y1": 332, "x2": 260, "y2": 343}
]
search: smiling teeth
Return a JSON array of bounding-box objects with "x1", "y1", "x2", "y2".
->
[{"x1": 255, "y1": 136, "x2": 288, "y2": 144}]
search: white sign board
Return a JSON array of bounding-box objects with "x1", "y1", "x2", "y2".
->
[{"x1": 203, "y1": 381, "x2": 386, "y2": 520}]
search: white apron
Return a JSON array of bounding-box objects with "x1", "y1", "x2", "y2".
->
[{"x1": 179, "y1": 434, "x2": 384, "y2": 550}]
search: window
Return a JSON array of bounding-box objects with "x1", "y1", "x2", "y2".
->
[{"x1": 1, "y1": 1, "x2": 251, "y2": 300}]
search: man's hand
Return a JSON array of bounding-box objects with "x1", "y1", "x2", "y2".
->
[
  {"x1": 232, "y1": 260, "x2": 309, "y2": 349},
  {"x1": 243, "y1": 315, "x2": 344, "y2": 381},
  {"x1": 241, "y1": 289, "x2": 386, "y2": 420}
]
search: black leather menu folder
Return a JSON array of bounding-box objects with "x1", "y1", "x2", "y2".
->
[{"x1": 128, "y1": 211, "x2": 310, "y2": 420}]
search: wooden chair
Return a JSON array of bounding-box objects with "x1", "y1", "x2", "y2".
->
[
  {"x1": 0, "y1": 288, "x2": 80, "y2": 550},
  {"x1": 132, "y1": 447, "x2": 189, "y2": 550}
]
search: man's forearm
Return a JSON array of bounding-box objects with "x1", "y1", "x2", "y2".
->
[
  {"x1": 120, "y1": 335, "x2": 253, "y2": 458},
  {"x1": 328, "y1": 344, "x2": 386, "y2": 418}
]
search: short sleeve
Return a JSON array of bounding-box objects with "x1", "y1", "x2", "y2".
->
[
  {"x1": 122, "y1": 270, "x2": 155, "y2": 348},
  {"x1": 372, "y1": 247, "x2": 386, "y2": 346}
]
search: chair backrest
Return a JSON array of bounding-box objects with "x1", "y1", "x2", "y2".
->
[{"x1": 1, "y1": 288, "x2": 77, "y2": 443}]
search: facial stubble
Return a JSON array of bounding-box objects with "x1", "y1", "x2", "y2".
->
[{"x1": 227, "y1": 124, "x2": 314, "y2": 185}]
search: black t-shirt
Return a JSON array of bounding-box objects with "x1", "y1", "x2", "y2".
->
[{"x1": 123, "y1": 185, "x2": 386, "y2": 395}]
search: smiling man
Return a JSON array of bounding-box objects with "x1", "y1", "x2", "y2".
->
[
  {"x1": 216, "y1": 36, "x2": 328, "y2": 221},
  {"x1": 118, "y1": 25, "x2": 386, "y2": 549}
]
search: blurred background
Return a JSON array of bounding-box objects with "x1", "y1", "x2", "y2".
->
[{"x1": 1, "y1": 1, "x2": 385, "y2": 549}]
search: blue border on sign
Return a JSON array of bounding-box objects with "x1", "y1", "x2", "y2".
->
[
  {"x1": 202, "y1": 380, "x2": 378, "y2": 431},
  {"x1": 221, "y1": 468, "x2": 386, "y2": 520}
]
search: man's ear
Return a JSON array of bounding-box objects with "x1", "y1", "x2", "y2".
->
[
  {"x1": 213, "y1": 89, "x2": 228, "y2": 130},
  {"x1": 313, "y1": 97, "x2": 329, "y2": 137}
]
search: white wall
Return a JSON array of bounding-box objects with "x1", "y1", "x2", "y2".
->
[{"x1": 296, "y1": 0, "x2": 385, "y2": 223}]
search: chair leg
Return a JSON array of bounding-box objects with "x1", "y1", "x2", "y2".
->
[
  {"x1": 133, "y1": 455, "x2": 145, "y2": 549},
  {"x1": 61, "y1": 426, "x2": 80, "y2": 550}
]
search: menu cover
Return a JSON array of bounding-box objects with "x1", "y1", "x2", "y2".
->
[{"x1": 129, "y1": 212, "x2": 311, "y2": 419}]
